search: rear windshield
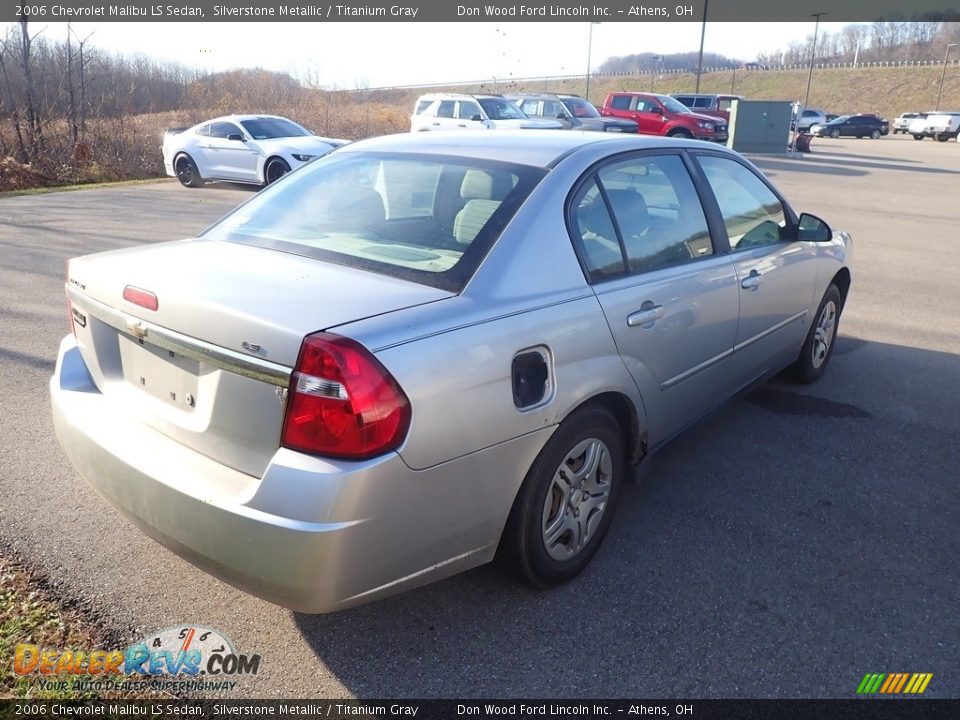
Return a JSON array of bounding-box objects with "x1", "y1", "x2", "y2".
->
[{"x1": 204, "y1": 152, "x2": 545, "y2": 292}]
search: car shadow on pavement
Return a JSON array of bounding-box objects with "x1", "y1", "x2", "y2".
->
[
  {"x1": 755, "y1": 154, "x2": 958, "y2": 178},
  {"x1": 292, "y1": 335, "x2": 960, "y2": 698}
]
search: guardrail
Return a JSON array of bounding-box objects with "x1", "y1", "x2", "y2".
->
[{"x1": 350, "y1": 59, "x2": 960, "y2": 93}]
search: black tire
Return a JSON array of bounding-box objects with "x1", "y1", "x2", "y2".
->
[
  {"x1": 790, "y1": 284, "x2": 842, "y2": 384},
  {"x1": 499, "y1": 405, "x2": 625, "y2": 587},
  {"x1": 263, "y1": 157, "x2": 291, "y2": 185},
  {"x1": 935, "y1": 133, "x2": 950, "y2": 143},
  {"x1": 913, "y1": 134, "x2": 925, "y2": 140},
  {"x1": 830, "y1": 129, "x2": 840, "y2": 139},
  {"x1": 668, "y1": 129, "x2": 693, "y2": 139},
  {"x1": 870, "y1": 130, "x2": 881, "y2": 139},
  {"x1": 174, "y1": 154, "x2": 204, "y2": 188}
]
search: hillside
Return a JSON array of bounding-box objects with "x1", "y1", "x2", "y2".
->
[{"x1": 359, "y1": 65, "x2": 960, "y2": 123}]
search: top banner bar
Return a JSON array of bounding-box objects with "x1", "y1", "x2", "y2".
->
[{"x1": 2, "y1": 0, "x2": 960, "y2": 23}]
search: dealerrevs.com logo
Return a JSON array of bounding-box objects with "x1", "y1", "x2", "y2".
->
[{"x1": 13, "y1": 625, "x2": 260, "y2": 693}]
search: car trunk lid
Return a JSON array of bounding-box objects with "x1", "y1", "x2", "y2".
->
[{"x1": 66, "y1": 238, "x2": 452, "y2": 477}]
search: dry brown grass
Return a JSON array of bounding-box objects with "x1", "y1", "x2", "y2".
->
[{"x1": 2, "y1": 65, "x2": 957, "y2": 192}]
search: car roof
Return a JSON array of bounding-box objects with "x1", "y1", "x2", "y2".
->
[
  {"x1": 416, "y1": 93, "x2": 503, "y2": 100},
  {"x1": 336, "y1": 130, "x2": 730, "y2": 169}
]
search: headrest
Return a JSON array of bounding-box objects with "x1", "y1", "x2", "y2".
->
[{"x1": 460, "y1": 170, "x2": 513, "y2": 201}]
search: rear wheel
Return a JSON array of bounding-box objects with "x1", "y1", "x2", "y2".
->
[
  {"x1": 913, "y1": 134, "x2": 925, "y2": 140},
  {"x1": 790, "y1": 284, "x2": 841, "y2": 384},
  {"x1": 174, "y1": 154, "x2": 204, "y2": 188},
  {"x1": 499, "y1": 405, "x2": 625, "y2": 587},
  {"x1": 263, "y1": 157, "x2": 291, "y2": 185},
  {"x1": 935, "y1": 133, "x2": 950, "y2": 142},
  {"x1": 870, "y1": 129, "x2": 881, "y2": 139}
]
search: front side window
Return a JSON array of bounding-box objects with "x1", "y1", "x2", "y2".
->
[
  {"x1": 562, "y1": 98, "x2": 600, "y2": 118},
  {"x1": 478, "y1": 98, "x2": 526, "y2": 120},
  {"x1": 240, "y1": 117, "x2": 310, "y2": 139},
  {"x1": 457, "y1": 101, "x2": 483, "y2": 120},
  {"x1": 570, "y1": 154, "x2": 714, "y2": 281},
  {"x1": 209, "y1": 122, "x2": 243, "y2": 139},
  {"x1": 204, "y1": 153, "x2": 543, "y2": 292},
  {"x1": 697, "y1": 155, "x2": 787, "y2": 251}
]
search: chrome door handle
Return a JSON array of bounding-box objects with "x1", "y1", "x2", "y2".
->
[
  {"x1": 741, "y1": 270, "x2": 762, "y2": 290},
  {"x1": 627, "y1": 303, "x2": 664, "y2": 327}
]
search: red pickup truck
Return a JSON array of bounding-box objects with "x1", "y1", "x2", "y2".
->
[{"x1": 601, "y1": 92, "x2": 728, "y2": 143}]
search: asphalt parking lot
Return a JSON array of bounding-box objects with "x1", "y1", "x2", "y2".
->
[{"x1": 1, "y1": 134, "x2": 958, "y2": 698}]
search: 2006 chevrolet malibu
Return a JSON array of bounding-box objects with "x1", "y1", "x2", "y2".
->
[{"x1": 52, "y1": 131, "x2": 852, "y2": 613}]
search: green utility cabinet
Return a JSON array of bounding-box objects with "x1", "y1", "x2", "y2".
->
[{"x1": 726, "y1": 101, "x2": 792, "y2": 153}]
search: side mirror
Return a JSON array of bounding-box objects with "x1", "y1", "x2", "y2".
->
[
  {"x1": 227, "y1": 133, "x2": 244, "y2": 142},
  {"x1": 470, "y1": 114, "x2": 483, "y2": 122},
  {"x1": 797, "y1": 213, "x2": 832, "y2": 242}
]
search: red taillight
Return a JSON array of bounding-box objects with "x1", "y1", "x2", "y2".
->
[
  {"x1": 281, "y1": 333, "x2": 411, "y2": 460},
  {"x1": 122, "y1": 285, "x2": 158, "y2": 311}
]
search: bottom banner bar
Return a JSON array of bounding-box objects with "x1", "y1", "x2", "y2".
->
[{"x1": 4, "y1": 699, "x2": 960, "y2": 720}]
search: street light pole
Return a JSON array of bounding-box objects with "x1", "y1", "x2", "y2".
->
[
  {"x1": 935, "y1": 43, "x2": 958, "y2": 111},
  {"x1": 585, "y1": 22, "x2": 598, "y2": 101},
  {"x1": 694, "y1": 0, "x2": 708, "y2": 93},
  {"x1": 802, "y1": 12, "x2": 826, "y2": 114}
]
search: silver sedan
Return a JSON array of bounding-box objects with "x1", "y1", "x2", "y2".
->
[{"x1": 51, "y1": 131, "x2": 852, "y2": 613}]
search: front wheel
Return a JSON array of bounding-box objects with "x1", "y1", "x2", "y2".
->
[
  {"x1": 499, "y1": 405, "x2": 625, "y2": 587},
  {"x1": 870, "y1": 129, "x2": 881, "y2": 139},
  {"x1": 668, "y1": 129, "x2": 693, "y2": 139},
  {"x1": 913, "y1": 134, "x2": 925, "y2": 140},
  {"x1": 263, "y1": 157, "x2": 291, "y2": 185},
  {"x1": 790, "y1": 284, "x2": 842, "y2": 384},
  {"x1": 174, "y1": 154, "x2": 204, "y2": 188},
  {"x1": 830, "y1": 129, "x2": 841, "y2": 139}
]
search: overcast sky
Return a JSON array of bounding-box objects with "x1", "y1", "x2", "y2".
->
[{"x1": 22, "y1": 21, "x2": 849, "y2": 87}]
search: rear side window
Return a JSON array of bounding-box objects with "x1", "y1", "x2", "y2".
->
[
  {"x1": 697, "y1": 155, "x2": 787, "y2": 251},
  {"x1": 205, "y1": 152, "x2": 544, "y2": 292},
  {"x1": 437, "y1": 101, "x2": 456, "y2": 118},
  {"x1": 570, "y1": 154, "x2": 714, "y2": 281},
  {"x1": 610, "y1": 95, "x2": 632, "y2": 110}
]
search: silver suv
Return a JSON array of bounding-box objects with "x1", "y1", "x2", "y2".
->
[
  {"x1": 508, "y1": 93, "x2": 638, "y2": 133},
  {"x1": 410, "y1": 93, "x2": 564, "y2": 132}
]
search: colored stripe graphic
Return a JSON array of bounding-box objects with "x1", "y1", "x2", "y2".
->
[{"x1": 857, "y1": 673, "x2": 932, "y2": 694}]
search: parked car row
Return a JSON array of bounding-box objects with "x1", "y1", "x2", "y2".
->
[{"x1": 409, "y1": 92, "x2": 730, "y2": 144}]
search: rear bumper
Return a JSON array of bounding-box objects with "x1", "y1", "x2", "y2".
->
[{"x1": 51, "y1": 335, "x2": 551, "y2": 613}]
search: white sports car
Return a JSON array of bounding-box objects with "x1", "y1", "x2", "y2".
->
[{"x1": 162, "y1": 114, "x2": 346, "y2": 188}]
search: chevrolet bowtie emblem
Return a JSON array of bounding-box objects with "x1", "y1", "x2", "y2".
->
[{"x1": 126, "y1": 319, "x2": 148, "y2": 339}]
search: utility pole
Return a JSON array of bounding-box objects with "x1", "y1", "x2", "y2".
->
[
  {"x1": 802, "y1": 12, "x2": 826, "y2": 113},
  {"x1": 936, "y1": 43, "x2": 958, "y2": 111},
  {"x1": 585, "y1": 22, "x2": 599, "y2": 101},
  {"x1": 694, "y1": 0, "x2": 708, "y2": 93}
]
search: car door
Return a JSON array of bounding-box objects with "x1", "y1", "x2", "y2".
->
[
  {"x1": 200, "y1": 122, "x2": 258, "y2": 181},
  {"x1": 633, "y1": 97, "x2": 667, "y2": 135},
  {"x1": 456, "y1": 100, "x2": 487, "y2": 130},
  {"x1": 570, "y1": 152, "x2": 740, "y2": 446},
  {"x1": 541, "y1": 99, "x2": 574, "y2": 128},
  {"x1": 693, "y1": 153, "x2": 817, "y2": 389}
]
